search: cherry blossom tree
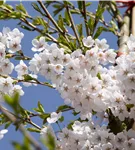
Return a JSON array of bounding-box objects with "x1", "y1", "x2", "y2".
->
[{"x1": 0, "y1": 1, "x2": 135, "y2": 150}]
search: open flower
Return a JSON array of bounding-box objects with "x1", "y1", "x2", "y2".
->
[
  {"x1": 47, "y1": 112, "x2": 62, "y2": 124},
  {"x1": 0, "y1": 129, "x2": 8, "y2": 140},
  {"x1": 82, "y1": 36, "x2": 94, "y2": 48},
  {"x1": 32, "y1": 37, "x2": 46, "y2": 52}
]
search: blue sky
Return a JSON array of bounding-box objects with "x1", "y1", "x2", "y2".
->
[{"x1": 0, "y1": 1, "x2": 125, "y2": 149}]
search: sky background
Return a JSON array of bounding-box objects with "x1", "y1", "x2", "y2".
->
[{"x1": 0, "y1": 1, "x2": 126, "y2": 150}]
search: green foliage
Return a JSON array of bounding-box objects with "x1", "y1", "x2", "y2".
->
[
  {"x1": 33, "y1": 101, "x2": 45, "y2": 114},
  {"x1": 31, "y1": 2, "x2": 45, "y2": 16},
  {"x1": 27, "y1": 127, "x2": 40, "y2": 133},
  {"x1": 56, "y1": 105, "x2": 73, "y2": 113},
  {"x1": 41, "y1": 131, "x2": 56, "y2": 150},
  {"x1": 12, "y1": 137, "x2": 31, "y2": 150},
  {"x1": 16, "y1": 3, "x2": 27, "y2": 14},
  {"x1": 4, "y1": 92, "x2": 20, "y2": 112},
  {"x1": 0, "y1": 1, "x2": 4, "y2": 6}
]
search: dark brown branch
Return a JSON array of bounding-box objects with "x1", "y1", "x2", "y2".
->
[{"x1": 82, "y1": 1, "x2": 90, "y2": 36}]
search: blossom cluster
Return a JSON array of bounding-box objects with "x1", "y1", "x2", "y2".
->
[
  {"x1": 28, "y1": 35, "x2": 135, "y2": 149},
  {"x1": 1, "y1": 27, "x2": 135, "y2": 149},
  {"x1": 56, "y1": 121, "x2": 135, "y2": 150},
  {"x1": 0, "y1": 28, "x2": 24, "y2": 100}
]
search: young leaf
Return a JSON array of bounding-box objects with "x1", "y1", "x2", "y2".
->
[
  {"x1": 77, "y1": 1, "x2": 83, "y2": 11},
  {"x1": 76, "y1": 24, "x2": 83, "y2": 37},
  {"x1": 16, "y1": 3, "x2": 27, "y2": 14},
  {"x1": 27, "y1": 127, "x2": 40, "y2": 133},
  {"x1": 23, "y1": 74, "x2": 33, "y2": 81},
  {"x1": 38, "y1": 101, "x2": 45, "y2": 113},
  {"x1": 57, "y1": 105, "x2": 73, "y2": 113},
  {"x1": 94, "y1": 26, "x2": 109, "y2": 39},
  {"x1": 42, "y1": 132, "x2": 56, "y2": 150},
  {"x1": 0, "y1": 1, "x2": 4, "y2": 5}
]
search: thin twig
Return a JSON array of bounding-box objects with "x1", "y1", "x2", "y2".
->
[
  {"x1": 1, "y1": 6, "x2": 58, "y2": 44},
  {"x1": 65, "y1": 4, "x2": 82, "y2": 47},
  {"x1": 0, "y1": 105, "x2": 41, "y2": 150},
  {"x1": 82, "y1": 1, "x2": 89, "y2": 36},
  {"x1": 38, "y1": 0, "x2": 70, "y2": 43},
  {"x1": 21, "y1": 18, "x2": 58, "y2": 44},
  {"x1": 0, "y1": 75, "x2": 54, "y2": 89}
]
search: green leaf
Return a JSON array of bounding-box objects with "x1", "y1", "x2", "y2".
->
[
  {"x1": 93, "y1": 26, "x2": 109, "y2": 39},
  {"x1": 77, "y1": 1, "x2": 83, "y2": 10},
  {"x1": 31, "y1": 3, "x2": 44, "y2": 15},
  {"x1": 53, "y1": 5, "x2": 64, "y2": 16},
  {"x1": 88, "y1": 17, "x2": 95, "y2": 35},
  {"x1": 57, "y1": 15, "x2": 66, "y2": 31},
  {"x1": 95, "y1": 6, "x2": 105, "y2": 20},
  {"x1": 10, "y1": 11, "x2": 23, "y2": 19},
  {"x1": 23, "y1": 74, "x2": 33, "y2": 81},
  {"x1": 76, "y1": 24, "x2": 83, "y2": 37},
  {"x1": 27, "y1": 127, "x2": 40, "y2": 133},
  {"x1": 22, "y1": 137, "x2": 31, "y2": 150},
  {"x1": 4, "y1": 94, "x2": 13, "y2": 105},
  {"x1": 12, "y1": 142, "x2": 22, "y2": 150},
  {"x1": 70, "y1": 9, "x2": 80, "y2": 14},
  {"x1": 57, "y1": 105, "x2": 72, "y2": 113},
  {"x1": 67, "y1": 121, "x2": 74, "y2": 130},
  {"x1": 64, "y1": 11, "x2": 71, "y2": 26},
  {"x1": 38, "y1": 101, "x2": 45, "y2": 113},
  {"x1": 16, "y1": 3, "x2": 27, "y2": 14},
  {"x1": 0, "y1": 1, "x2": 4, "y2": 5},
  {"x1": 20, "y1": 25, "x2": 33, "y2": 31},
  {"x1": 4, "y1": 93, "x2": 20, "y2": 113},
  {"x1": 72, "y1": 111, "x2": 80, "y2": 116},
  {"x1": 97, "y1": 72, "x2": 102, "y2": 80},
  {"x1": 59, "y1": 116, "x2": 64, "y2": 122},
  {"x1": 85, "y1": 2, "x2": 92, "y2": 7},
  {"x1": 41, "y1": 131, "x2": 56, "y2": 150},
  {"x1": 5, "y1": 121, "x2": 12, "y2": 129}
]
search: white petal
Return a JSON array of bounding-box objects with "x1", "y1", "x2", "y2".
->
[
  {"x1": 32, "y1": 39, "x2": 39, "y2": 47},
  {"x1": 0, "y1": 129, "x2": 8, "y2": 134},
  {"x1": 0, "y1": 134, "x2": 4, "y2": 140}
]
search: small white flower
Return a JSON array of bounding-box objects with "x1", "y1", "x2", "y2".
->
[
  {"x1": 105, "y1": 49, "x2": 117, "y2": 63},
  {"x1": 53, "y1": 64, "x2": 63, "y2": 74},
  {"x1": 0, "y1": 129, "x2": 8, "y2": 140},
  {"x1": 8, "y1": 28, "x2": 24, "y2": 39},
  {"x1": 0, "y1": 42, "x2": 6, "y2": 59},
  {"x1": 32, "y1": 37, "x2": 46, "y2": 52},
  {"x1": 10, "y1": 85, "x2": 24, "y2": 96},
  {"x1": 47, "y1": 112, "x2": 62, "y2": 124},
  {"x1": 127, "y1": 34, "x2": 135, "y2": 51},
  {"x1": 0, "y1": 77, "x2": 13, "y2": 93},
  {"x1": 95, "y1": 38, "x2": 109, "y2": 51},
  {"x1": 1, "y1": 59, "x2": 14, "y2": 75},
  {"x1": 15, "y1": 60, "x2": 28, "y2": 76},
  {"x1": 82, "y1": 36, "x2": 94, "y2": 48},
  {"x1": 7, "y1": 37, "x2": 21, "y2": 53}
]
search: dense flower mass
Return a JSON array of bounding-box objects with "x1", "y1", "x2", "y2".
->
[
  {"x1": 0, "y1": 28, "x2": 24, "y2": 101},
  {"x1": 1, "y1": 27, "x2": 135, "y2": 149},
  {"x1": 29, "y1": 34, "x2": 135, "y2": 149}
]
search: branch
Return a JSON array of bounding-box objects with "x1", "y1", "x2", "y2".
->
[
  {"x1": 1, "y1": 6, "x2": 58, "y2": 44},
  {"x1": 65, "y1": 4, "x2": 82, "y2": 47},
  {"x1": 132, "y1": 5, "x2": 135, "y2": 36},
  {"x1": 0, "y1": 105, "x2": 41, "y2": 150},
  {"x1": 82, "y1": 1, "x2": 89, "y2": 36},
  {"x1": 20, "y1": 18, "x2": 58, "y2": 44},
  {"x1": 0, "y1": 74, "x2": 54, "y2": 89},
  {"x1": 37, "y1": 0, "x2": 70, "y2": 43}
]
